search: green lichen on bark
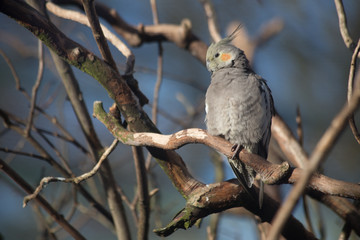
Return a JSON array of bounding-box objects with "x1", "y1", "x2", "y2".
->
[{"x1": 93, "y1": 101, "x2": 135, "y2": 143}]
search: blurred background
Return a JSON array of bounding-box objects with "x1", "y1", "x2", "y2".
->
[{"x1": 1, "y1": 0, "x2": 360, "y2": 239}]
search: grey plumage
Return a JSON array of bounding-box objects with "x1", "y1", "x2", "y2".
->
[{"x1": 205, "y1": 29, "x2": 274, "y2": 208}]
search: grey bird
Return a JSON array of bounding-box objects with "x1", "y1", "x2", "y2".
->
[{"x1": 205, "y1": 28, "x2": 274, "y2": 208}]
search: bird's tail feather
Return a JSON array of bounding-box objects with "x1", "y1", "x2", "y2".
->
[
  {"x1": 229, "y1": 158, "x2": 264, "y2": 208},
  {"x1": 259, "y1": 180, "x2": 264, "y2": 209},
  {"x1": 228, "y1": 158, "x2": 255, "y2": 202}
]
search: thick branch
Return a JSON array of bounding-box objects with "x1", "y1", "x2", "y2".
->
[
  {"x1": 0, "y1": 0, "x2": 198, "y2": 198},
  {"x1": 81, "y1": 0, "x2": 117, "y2": 70},
  {"x1": 3, "y1": 1, "x2": 359, "y2": 238},
  {"x1": 152, "y1": 179, "x2": 316, "y2": 239},
  {"x1": 93, "y1": 101, "x2": 360, "y2": 200},
  {"x1": 268, "y1": 89, "x2": 360, "y2": 240},
  {"x1": 53, "y1": 0, "x2": 208, "y2": 63},
  {"x1": 25, "y1": 1, "x2": 131, "y2": 239}
]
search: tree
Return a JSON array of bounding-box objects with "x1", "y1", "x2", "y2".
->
[{"x1": 0, "y1": 0, "x2": 359, "y2": 239}]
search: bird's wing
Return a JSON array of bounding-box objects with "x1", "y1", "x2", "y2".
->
[{"x1": 257, "y1": 77, "x2": 275, "y2": 159}]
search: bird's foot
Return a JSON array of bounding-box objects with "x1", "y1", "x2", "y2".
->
[{"x1": 231, "y1": 144, "x2": 243, "y2": 160}]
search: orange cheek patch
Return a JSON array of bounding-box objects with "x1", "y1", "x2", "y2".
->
[{"x1": 221, "y1": 53, "x2": 231, "y2": 61}]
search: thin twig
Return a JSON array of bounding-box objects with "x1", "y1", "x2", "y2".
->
[
  {"x1": 25, "y1": 40, "x2": 44, "y2": 136},
  {"x1": 199, "y1": 0, "x2": 221, "y2": 42},
  {"x1": 36, "y1": 127, "x2": 89, "y2": 155},
  {"x1": 0, "y1": 147, "x2": 49, "y2": 162},
  {"x1": 44, "y1": 2, "x2": 132, "y2": 237},
  {"x1": 46, "y1": 2, "x2": 133, "y2": 61},
  {"x1": 23, "y1": 139, "x2": 118, "y2": 206},
  {"x1": 3, "y1": 107, "x2": 89, "y2": 156},
  {"x1": 0, "y1": 48, "x2": 30, "y2": 99},
  {"x1": 150, "y1": 0, "x2": 159, "y2": 25},
  {"x1": 81, "y1": 0, "x2": 117, "y2": 71},
  {"x1": 347, "y1": 39, "x2": 360, "y2": 144},
  {"x1": 132, "y1": 146, "x2": 150, "y2": 240},
  {"x1": 36, "y1": 130, "x2": 73, "y2": 173},
  {"x1": 145, "y1": 2, "x2": 164, "y2": 234},
  {"x1": 334, "y1": 0, "x2": 355, "y2": 50},
  {"x1": 117, "y1": 185, "x2": 139, "y2": 225},
  {"x1": 334, "y1": 0, "x2": 360, "y2": 144},
  {"x1": 52, "y1": 0, "x2": 207, "y2": 63},
  {"x1": 151, "y1": 43, "x2": 164, "y2": 124},
  {"x1": 0, "y1": 109, "x2": 114, "y2": 223},
  {"x1": 150, "y1": 0, "x2": 163, "y2": 126}
]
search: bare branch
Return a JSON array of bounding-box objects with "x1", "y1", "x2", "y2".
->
[
  {"x1": 53, "y1": 0, "x2": 208, "y2": 63},
  {"x1": 153, "y1": 179, "x2": 316, "y2": 239},
  {"x1": 0, "y1": 147, "x2": 49, "y2": 162},
  {"x1": 272, "y1": 113, "x2": 360, "y2": 238},
  {"x1": 334, "y1": 0, "x2": 355, "y2": 50},
  {"x1": 199, "y1": 0, "x2": 221, "y2": 42},
  {"x1": 25, "y1": 40, "x2": 44, "y2": 136},
  {"x1": 149, "y1": 0, "x2": 163, "y2": 125},
  {"x1": 272, "y1": 115, "x2": 309, "y2": 168},
  {"x1": 0, "y1": 108, "x2": 114, "y2": 224},
  {"x1": 23, "y1": 139, "x2": 118, "y2": 206},
  {"x1": 46, "y1": 2, "x2": 135, "y2": 73},
  {"x1": 268, "y1": 89, "x2": 360, "y2": 240},
  {"x1": 132, "y1": 146, "x2": 150, "y2": 240},
  {"x1": 334, "y1": 0, "x2": 360, "y2": 144},
  {"x1": 0, "y1": 48, "x2": 30, "y2": 99},
  {"x1": 93, "y1": 101, "x2": 360, "y2": 200},
  {"x1": 81, "y1": 0, "x2": 117, "y2": 71},
  {"x1": 347, "y1": 39, "x2": 360, "y2": 144}
]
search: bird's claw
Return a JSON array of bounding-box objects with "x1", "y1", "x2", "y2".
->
[{"x1": 231, "y1": 144, "x2": 243, "y2": 160}]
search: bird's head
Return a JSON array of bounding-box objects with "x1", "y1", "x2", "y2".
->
[{"x1": 206, "y1": 25, "x2": 249, "y2": 73}]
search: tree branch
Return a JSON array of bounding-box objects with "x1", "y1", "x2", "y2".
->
[
  {"x1": 199, "y1": 0, "x2": 222, "y2": 42},
  {"x1": 0, "y1": 108, "x2": 114, "y2": 224},
  {"x1": 334, "y1": 0, "x2": 355, "y2": 50},
  {"x1": 81, "y1": 0, "x2": 117, "y2": 70},
  {"x1": 2, "y1": 1, "x2": 359, "y2": 238},
  {"x1": 152, "y1": 179, "x2": 316, "y2": 239},
  {"x1": 25, "y1": 40, "x2": 44, "y2": 136},
  {"x1": 22, "y1": 139, "x2": 119, "y2": 206},
  {"x1": 132, "y1": 146, "x2": 150, "y2": 240},
  {"x1": 268, "y1": 88, "x2": 360, "y2": 240},
  {"x1": 0, "y1": 0, "x2": 198, "y2": 202},
  {"x1": 93, "y1": 101, "x2": 360, "y2": 200},
  {"x1": 53, "y1": 0, "x2": 208, "y2": 64},
  {"x1": 46, "y1": 1, "x2": 135, "y2": 73},
  {"x1": 347, "y1": 39, "x2": 360, "y2": 144}
]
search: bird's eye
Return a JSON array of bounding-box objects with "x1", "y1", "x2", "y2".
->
[{"x1": 215, "y1": 53, "x2": 220, "y2": 58}]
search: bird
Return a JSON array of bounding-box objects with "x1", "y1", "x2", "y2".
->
[{"x1": 204, "y1": 27, "x2": 274, "y2": 208}]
